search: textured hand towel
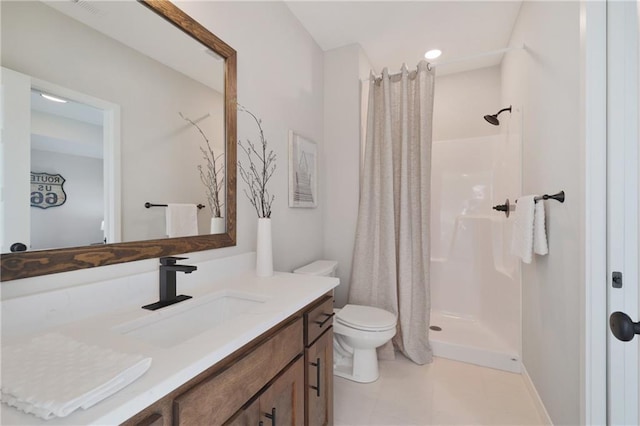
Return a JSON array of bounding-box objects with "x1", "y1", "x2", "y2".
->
[
  {"x1": 533, "y1": 200, "x2": 549, "y2": 256},
  {"x1": 166, "y1": 203, "x2": 198, "y2": 238},
  {"x1": 1, "y1": 333, "x2": 152, "y2": 420},
  {"x1": 511, "y1": 195, "x2": 536, "y2": 263}
]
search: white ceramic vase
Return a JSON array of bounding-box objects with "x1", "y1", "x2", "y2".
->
[
  {"x1": 210, "y1": 217, "x2": 225, "y2": 234},
  {"x1": 256, "y1": 218, "x2": 273, "y2": 277}
]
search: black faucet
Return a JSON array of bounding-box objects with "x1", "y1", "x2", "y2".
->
[{"x1": 142, "y1": 256, "x2": 197, "y2": 310}]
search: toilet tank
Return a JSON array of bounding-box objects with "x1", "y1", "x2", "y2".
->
[{"x1": 293, "y1": 260, "x2": 338, "y2": 277}]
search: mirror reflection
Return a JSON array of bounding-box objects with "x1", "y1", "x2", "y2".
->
[
  {"x1": 1, "y1": 0, "x2": 226, "y2": 253},
  {"x1": 30, "y1": 91, "x2": 105, "y2": 249}
]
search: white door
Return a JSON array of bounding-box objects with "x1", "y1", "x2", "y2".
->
[
  {"x1": 0, "y1": 67, "x2": 32, "y2": 253},
  {"x1": 606, "y1": 1, "x2": 640, "y2": 424}
]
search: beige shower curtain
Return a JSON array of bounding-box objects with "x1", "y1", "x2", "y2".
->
[{"x1": 349, "y1": 61, "x2": 434, "y2": 364}]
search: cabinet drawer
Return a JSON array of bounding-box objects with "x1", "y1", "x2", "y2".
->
[
  {"x1": 173, "y1": 318, "x2": 303, "y2": 425},
  {"x1": 304, "y1": 295, "x2": 333, "y2": 346}
]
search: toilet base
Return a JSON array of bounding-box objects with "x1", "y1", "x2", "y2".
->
[{"x1": 334, "y1": 347, "x2": 380, "y2": 383}]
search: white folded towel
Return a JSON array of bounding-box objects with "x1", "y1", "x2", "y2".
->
[
  {"x1": 534, "y1": 200, "x2": 549, "y2": 256},
  {"x1": 1, "y1": 333, "x2": 152, "y2": 420},
  {"x1": 166, "y1": 203, "x2": 198, "y2": 238},
  {"x1": 511, "y1": 195, "x2": 536, "y2": 263}
]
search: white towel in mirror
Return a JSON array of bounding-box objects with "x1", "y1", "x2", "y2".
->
[{"x1": 166, "y1": 203, "x2": 198, "y2": 238}]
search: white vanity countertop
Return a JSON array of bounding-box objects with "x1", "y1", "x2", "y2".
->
[{"x1": 1, "y1": 271, "x2": 338, "y2": 425}]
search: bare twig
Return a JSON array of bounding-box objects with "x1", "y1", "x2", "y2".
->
[
  {"x1": 237, "y1": 103, "x2": 276, "y2": 218},
  {"x1": 180, "y1": 112, "x2": 224, "y2": 218}
]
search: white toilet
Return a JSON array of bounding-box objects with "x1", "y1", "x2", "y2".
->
[{"x1": 293, "y1": 260, "x2": 397, "y2": 383}]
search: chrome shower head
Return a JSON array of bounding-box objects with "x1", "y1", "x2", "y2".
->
[{"x1": 484, "y1": 106, "x2": 512, "y2": 126}]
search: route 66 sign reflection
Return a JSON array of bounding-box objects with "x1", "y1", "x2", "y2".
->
[{"x1": 30, "y1": 172, "x2": 67, "y2": 209}]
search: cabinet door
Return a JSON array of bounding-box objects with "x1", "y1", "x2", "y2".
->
[
  {"x1": 174, "y1": 319, "x2": 303, "y2": 425},
  {"x1": 224, "y1": 398, "x2": 260, "y2": 426},
  {"x1": 305, "y1": 328, "x2": 333, "y2": 426},
  {"x1": 259, "y1": 356, "x2": 305, "y2": 426}
]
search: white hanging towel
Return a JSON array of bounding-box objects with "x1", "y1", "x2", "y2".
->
[
  {"x1": 166, "y1": 203, "x2": 198, "y2": 238},
  {"x1": 511, "y1": 195, "x2": 536, "y2": 263},
  {"x1": 533, "y1": 200, "x2": 549, "y2": 256},
  {"x1": 1, "y1": 333, "x2": 152, "y2": 420}
]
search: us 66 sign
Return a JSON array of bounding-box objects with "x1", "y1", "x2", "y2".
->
[{"x1": 31, "y1": 172, "x2": 67, "y2": 209}]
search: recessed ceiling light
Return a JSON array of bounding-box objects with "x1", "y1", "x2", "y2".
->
[
  {"x1": 424, "y1": 49, "x2": 442, "y2": 60},
  {"x1": 40, "y1": 93, "x2": 68, "y2": 103}
]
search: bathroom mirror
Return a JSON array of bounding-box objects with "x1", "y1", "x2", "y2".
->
[{"x1": 0, "y1": 0, "x2": 237, "y2": 281}]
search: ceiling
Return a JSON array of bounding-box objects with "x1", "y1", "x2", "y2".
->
[{"x1": 285, "y1": 1, "x2": 523, "y2": 76}]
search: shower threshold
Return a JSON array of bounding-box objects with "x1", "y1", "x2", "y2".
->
[{"x1": 430, "y1": 311, "x2": 520, "y2": 373}]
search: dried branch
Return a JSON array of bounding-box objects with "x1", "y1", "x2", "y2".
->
[
  {"x1": 180, "y1": 112, "x2": 224, "y2": 218},
  {"x1": 237, "y1": 103, "x2": 276, "y2": 218}
]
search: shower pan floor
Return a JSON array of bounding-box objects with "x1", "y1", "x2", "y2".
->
[{"x1": 429, "y1": 311, "x2": 520, "y2": 373}]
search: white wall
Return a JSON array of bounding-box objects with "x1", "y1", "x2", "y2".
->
[
  {"x1": 30, "y1": 105, "x2": 104, "y2": 250},
  {"x1": 433, "y1": 66, "x2": 502, "y2": 141},
  {"x1": 176, "y1": 1, "x2": 325, "y2": 274},
  {"x1": 2, "y1": 1, "x2": 325, "y2": 297},
  {"x1": 30, "y1": 150, "x2": 104, "y2": 249},
  {"x1": 501, "y1": 2, "x2": 582, "y2": 424},
  {"x1": 323, "y1": 44, "x2": 372, "y2": 307},
  {"x1": 31, "y1": 111, "x2": 103, "y2": 159}
]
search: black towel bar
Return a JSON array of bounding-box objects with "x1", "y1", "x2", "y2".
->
[
  {"x1": 492, "y1": 190, "x2": 565, "y2": 218},
  {"x1": 145, "y1": 202, "x2": 206, "y2": 210},
  {"x1": 534, "y1": 191, "x2": 565, "y2": 203}
]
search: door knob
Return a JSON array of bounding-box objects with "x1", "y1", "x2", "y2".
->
[
  {"x1": 10, "y1": 242, "x2": 27, "y2": 252},
  {"x1": 609, "y1": 311, "x2": 640, "y2": 342}
]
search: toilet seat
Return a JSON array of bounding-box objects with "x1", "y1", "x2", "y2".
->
[{"x1": 335, "y1": 304, "x2": 396, "y2": 332}]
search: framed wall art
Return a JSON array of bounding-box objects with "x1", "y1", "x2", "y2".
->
[{"x1": 288, "y1": 131, "x2": 317, "y2": 208}]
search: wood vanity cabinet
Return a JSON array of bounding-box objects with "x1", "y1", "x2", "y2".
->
[
  {"x1": 225, "y1": 356, "x2": 305, "y2": 426},
  {"x1": 304, "y1": 296, "x2": 334, "y2": 426},
  {"x1": 122, "y1": 293, "x2": 333, "y2": 426}
]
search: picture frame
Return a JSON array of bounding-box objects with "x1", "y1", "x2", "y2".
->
[{"x1": 288, "y1": 130, "x2": 317, "y2": 208}]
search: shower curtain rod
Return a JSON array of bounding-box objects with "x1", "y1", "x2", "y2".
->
[{"x1": 366, "y1": 44, "x2": 525, "y2": 81}]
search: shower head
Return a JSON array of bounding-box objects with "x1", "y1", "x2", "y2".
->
[
  {"x1": 484, "y1": 106, "x2": 512, "y2": 126},
  {"x1": 483, "y1": 114, "x2": 500, "y2": 126}
]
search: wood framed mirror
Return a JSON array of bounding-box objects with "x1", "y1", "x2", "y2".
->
[{"x1": 1, "y1": 0, "x2": 237, "y2": 281}]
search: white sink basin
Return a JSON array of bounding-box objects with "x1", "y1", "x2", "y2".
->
[{"x1": 114, "y1": 291, "x2": 267, "y2": 348}]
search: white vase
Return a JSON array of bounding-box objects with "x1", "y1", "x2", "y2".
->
[
  {"x1": 256, "y1": 218, "x2": 273, "y2": 277},
  {"x1": 210, "y1": 217, "x2": 225, "y2": 234}
]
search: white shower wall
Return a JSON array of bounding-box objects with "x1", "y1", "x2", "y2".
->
[{"x1": 430, "y1": 128, "x2": 521, "y2": 372}]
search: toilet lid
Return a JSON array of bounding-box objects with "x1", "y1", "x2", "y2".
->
[
  {"x1": 336, "y1": 304, "x2": 396, "y2": 331},
  {"x1": 293, "y1": 260, "x2": 337, "y2": 276}
]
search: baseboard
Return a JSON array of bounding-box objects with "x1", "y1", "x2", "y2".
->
[{"x1": 521, "y1": 364, "x2": 553, "y2": 425}]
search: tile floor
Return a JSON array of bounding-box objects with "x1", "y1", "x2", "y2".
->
[{"x1": 334, "y1": 356, "x2": 544, "y2": 425}]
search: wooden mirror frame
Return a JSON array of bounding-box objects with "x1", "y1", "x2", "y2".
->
[{"x1": 0, "y1": 0, "x2": 237, "y2": 282}]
